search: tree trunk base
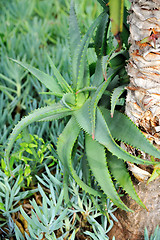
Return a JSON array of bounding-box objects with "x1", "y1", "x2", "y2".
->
[{"x1": 108, "y1": 178, "x2": 160, "y2": 240}]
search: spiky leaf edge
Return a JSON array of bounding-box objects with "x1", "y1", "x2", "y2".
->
[
  {"x1": 5, "y1": 102, "x2": 73, "y2": 173},
  {"x1": 86, "y1": 134, "x2": 131, "y2": 211},
  {"x1": 101, "y1": 107, "x2": 160, "y2": 159},
  {"x1": 74, "y1": 99, "x2": 156, "y2": 165},
  {"x1": 107, "y1": 152, "x2": 146, "y2": 209}
]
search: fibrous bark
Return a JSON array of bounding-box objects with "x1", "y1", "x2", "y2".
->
[
  {"x1": 109, "y1": 1, "x2": 160, "y2": 239},
  {"x1": 126, "y1": 0, "x2": 160, "y2": 147}
]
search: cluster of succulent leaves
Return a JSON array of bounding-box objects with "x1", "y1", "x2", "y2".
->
[
  {"x1": 1, "y1": 0, "x2": 160, "y2": 239},
  {"x1": 0, "y1": 162, "x2": 116, "y2": 239},
  {"x1": 4, "y1": 0, "x2": 160, "y2": 216},
  {"x1": 144, "y1": 226, "x2": 160, "y2": 240}
]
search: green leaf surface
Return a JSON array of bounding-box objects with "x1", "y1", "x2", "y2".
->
[
  {"x1": 107, "y1": 152, "x2": 146, "y2": 208},
  {"x1": 10, "y1": 59, "x2": 63, "y2": 96},
  {"x1": 74, "y1": 99, "x2": 155, "y2": 165},
  {"x1": 69, "y1": 0, "x2": 81, "y2": 61},
  {"x1": 86, "y1": 135, "x2": 131, "y2": 211},
  {"x1": 111, "y1": 85, "x2": 126, "y2": 117},
  {"x1": 73, "y1": 13, "x2": 104, "y2": 90},
  {"x1": 47, "y1": 54, "x2": 73, "y2": 93},
  {"x1": 101, "y1": 107, "x2": 160, "y2": 159},
  {"x1": 95, "y1": 12, "x2": 109, "y2": 57},
  {"x1": 93, "y1": 58, "x2": 104, "y2": 86},
  {"x1": 60, "y1": 93, "x2": 76, "y2": 110},
  {"x1": 90, "y1": 81, "x2": 109, "y2": 139},
  {"x1": 57, "y1": 117, "x2": 102, "y2": 197},
  {"x1": 5, "y1": 102, "x2": 72, "y2": 172},
  {"x1": 96, "y1": 0, "x2": 108, "y2": 10}
]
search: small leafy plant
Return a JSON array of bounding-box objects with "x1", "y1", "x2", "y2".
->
[
  {"x1": 0, "y1": 166, "x2": 35, "y2": 238},
  {"x1": 4, "y1": 1, "x2": 160, "y2": 212},
  {"x1": 2, "y1": 130, "x2": 55, "y2": 186},
  {"x1": 144, "y1": 226, "x2": 160, "y2": 240},
  {"x1": 13, "y1": 165, "x2": 116, "y2": 239}
]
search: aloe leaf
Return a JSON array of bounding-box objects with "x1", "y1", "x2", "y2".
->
[
  {"x1": 47, "y1": 54, "x2": 73, "y2": 93},
  {"x1": 93, "y1": 58, "x2": 104, "y2": 86},
  {"x1": 90, "y1": 81, "x2": 108, "y2": 139},
  {"x1": 111, "y1": 85, "x2": 126, "y2": 117},
  {"x1": 74, "y1": 99, "x2": 155, "y2": 165},
  {"x1": 76, "y1": 86, "x2": 97, "y2": 94},
  {"x1": 10, "y1": 59, "x2": 63, "y2": 97},
  {"x1": 96, "y1": 0, "x2": 108, "y2": 10},
  {"x1": 60, "y1": 93, "x2": 76, "y2": 110},
  {"x1": 5, "y1": 102, "x2": 72, "y2": 172},
  {"x1": 95, "y1": 12, "x2": 109, "y2": 57},
  {"x1": 107, "y1": 152, "x2": 146, "y2": 208},
  {"x1": 86, "y1": 134, "x2": 131, "y2": 211},
  {"x1": 69, "y1": 0, "x2": 81, "y2": 61},
  {"x1": 101, "y1": 107, "x2": 160, "y2": 159},
  {"x1": 57, "y1": 117, "x2": 102, "y2": 197},
  {"x1": 73, "y1": 13, "x2": 104, "y2": 90}
]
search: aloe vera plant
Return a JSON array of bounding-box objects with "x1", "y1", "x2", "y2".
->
[{"x1": 4, "y1": 1, "x2": 160, "y2": 212}]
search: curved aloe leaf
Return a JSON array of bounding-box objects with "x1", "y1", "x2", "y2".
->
[
  {"x1": 85, "y1": 134, "x2": 131, "y2": 211},
  {"x1": 90, "y1": 81, "x2": 109, "y2": 139},
  {"x1": 10, "y1": 59, "x2": 63, "y2": 97},
  {"x1": 69, "y1": 0, "x2": 81, "y2": 61},
  {"x1": 111, "y1": 85, "x2": 126, "y2": 117},
  {"x1": 5, "y1": 102, "x2": 72, "y2": 172},
  {"x1": 107, "y1": 152, "x2": 146, "y2": 209},
  {"x1": 93, "y1": 58, "x2": 104, "y2": 86},
  {"x1": 57, "y1": 117, "x2": 102, "y2": 197},
  {"x1": 61, "y1": 93, "x2": 76, "y2": 110},
  {"x1": 73, "y1": 13, "x2": 105, "y2": 90},
  {"x1": 74, "y1": 99, "x2": 156, "y2": 165},
  {"x1": 101, "y1": 107, "x2": 160, "y2": 159},
  {"x1": 95, "y1": 12, "x2": 109, "y2": 58},
  {"x1": 47, "y1": 54, "x2": 73, "y2": 93}
]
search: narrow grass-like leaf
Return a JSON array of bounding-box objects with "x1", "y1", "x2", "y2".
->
[
  {"x1": 86, "y1": 135, "x2": 131, "y2": 211},
  {"x1": 107, "y1": 152, "x2": 146, "y2": 208},
  {"x1": 10, "y1": 59, "x2": 63, "y2": 96},
  {"x1": 101, "y1": 107, "x2": 160, "y2": 159}
]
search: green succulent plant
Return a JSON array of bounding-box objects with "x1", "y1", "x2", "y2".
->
[
  {"x1": 144, "y1": 226, "x2": 160, "y2": 240},
  {"x1": 4, "y1": 1, "x2": 160, "y2": 212}
]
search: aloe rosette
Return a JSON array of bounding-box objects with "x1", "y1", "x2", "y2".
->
[{"x1": 4, "y1": 1, "x2": 160, "y2": 212}]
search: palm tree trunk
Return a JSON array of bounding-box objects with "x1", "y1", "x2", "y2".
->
[{"x1": 109, "y1": 0, "x2": 160, "y2": 239}]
